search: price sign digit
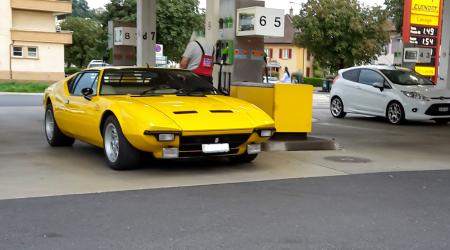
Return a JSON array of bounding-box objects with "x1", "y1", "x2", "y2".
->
[{"x1": 260, "y1": 16, "x2": 267, "y2": 26}]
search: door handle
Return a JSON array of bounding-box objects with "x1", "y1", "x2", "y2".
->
[{"x1": 64, "y1": 99, "x2": 70, "y2": 104}]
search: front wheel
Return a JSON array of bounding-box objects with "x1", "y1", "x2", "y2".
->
[
  {"x1": 386, "y1": 102, "x2": 405, "y2": 125},
  {"x1": 103, "y1": 116, "x2": 141, "y2": 170},
  {"x1": 230, "y1": 153, "x2": 258, "y2": 164},
  {"x1": 45, "y1": 104, "x2": 75, "y2": 146},
  {"x1": 330, "y1": 97, "x2": 346, "y2": 118}
]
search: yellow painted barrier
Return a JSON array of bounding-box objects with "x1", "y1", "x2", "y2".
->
[{"x1": 231, "y1": 83, "x2": 313, "y2": 133}]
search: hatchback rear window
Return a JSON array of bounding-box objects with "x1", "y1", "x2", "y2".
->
[{"x1": 342, "y1": 69, "x2": 360, "y2": 82}]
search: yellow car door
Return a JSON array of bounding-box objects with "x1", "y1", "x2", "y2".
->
[{"x1": 65, "y1": 71, "x2": 101, "y2": 143}]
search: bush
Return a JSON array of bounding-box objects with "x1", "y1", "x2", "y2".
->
[
  {"x1": 0, "y1": 81, "x2": 50, "y2": 93},
  {"x1": 65, "y1": 67, "x2": 81, "y2": 75},
  {"x1": 303, "y1": 77, "x2": 323, "y2": 87}
]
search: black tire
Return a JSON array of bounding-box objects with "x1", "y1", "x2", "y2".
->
[
  {"x1": 45, "y1": 104, "x2": 75, "y2": 147},
  {"x1": 330, "y1": 97, "x2": 346, "y2": 118},
  {"x1": 230, "y1": 153, "x2": 258, "y2": 164},
  {"x1": 434, "y1": 119, "x2": 449, "y2": 125},
  {"x1": 386, "y1": 101, "x2": 405, "y2": 125},
  {"x1": 102, "y1": 115, "x2": 140, "y2": 170}
]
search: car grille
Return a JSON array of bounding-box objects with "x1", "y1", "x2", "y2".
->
[
  {"x1": 425, "y1": 104, "x2": 450, "y2": 116},
  {"x1": 179, "y1": 134, "x2": 251, "y2": 155}
]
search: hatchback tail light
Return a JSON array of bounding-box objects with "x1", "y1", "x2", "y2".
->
[{"x1": 332, "y1": 76, "x2": 340, "y2": 84}]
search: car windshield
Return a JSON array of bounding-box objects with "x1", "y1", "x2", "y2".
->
[
  {"x1": 100, "y1": 68, "x2": 218, "y2": 96},
  {"x1": 381, "y1": 69, "x2": 434, "y2": 86}
]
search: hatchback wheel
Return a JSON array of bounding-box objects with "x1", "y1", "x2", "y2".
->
[
  {"x1": 103, "y1": 116, "x2": 140, "y2": 170},
  {"x1": 330, "y1": 97, "x2": 346, "y2": 118},
  {"x1": 387, "y1": 102, "x2": 405, "y2": 125}
]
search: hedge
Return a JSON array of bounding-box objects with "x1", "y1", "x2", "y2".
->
[
  {"x1": 65, "y1": 67, "x2": 81, "y2": 75},
  {"x1": 303, "y1": 77, "x2": 324, "y2": 87}
]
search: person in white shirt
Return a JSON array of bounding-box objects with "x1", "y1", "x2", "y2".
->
[{"x1": 281, "y1": 67, "x2": 291, "y2": 83}]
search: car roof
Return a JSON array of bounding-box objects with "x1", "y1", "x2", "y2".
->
[{"x1": 339, "y1": 65, "x2": 411, "y2": 73}]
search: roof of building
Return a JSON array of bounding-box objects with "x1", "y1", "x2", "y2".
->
[{"x1": 264, "y1": 15, "x2": 295, "y2": 44}]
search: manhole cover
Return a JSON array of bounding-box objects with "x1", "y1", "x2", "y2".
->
[{"x1": 324, "y1": 156, "x2": 372, "y2": 163}]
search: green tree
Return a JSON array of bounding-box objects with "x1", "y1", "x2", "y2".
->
[
  {"x1": 60, "y1": 17, "x2": 107, "y2": 67},
  {"x1": 385, "y1": 0, "x2": 404, "y2": 33},
  {"x1": 293, "y1": 0, "x2": 389, "y2": 72},
  {"x1": 97, "y1": 0, "x2": 203, "y2": 61},
  {"x1": 72, "y1": 0, "x2": 93, "y2": 18}
]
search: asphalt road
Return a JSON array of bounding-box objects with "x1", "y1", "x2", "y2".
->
[
  {"x1": 1, "y1": 170, "x2": 450, "y2": 250},
  {"x1": 1, "y1": 93, "x2": 450, "y2": 249},
  {"x1": 0, "y1": 94, "x2": 42, "y2": 106}
]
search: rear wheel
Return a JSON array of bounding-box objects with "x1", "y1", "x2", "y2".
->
[
  {"x1": 103, "y1": 116, "x2": 140, "y2": 170},
  {"x1": 434, "y1": 119, "x2": 449, "y2": 125},
  {"x1": 330, "y1": 97, "x2": 346, "y2": 118},
  {"x1": 230, "y1": 153, "x2": 258, "y2": 164},
  {"x1": 386, "y1": 102, "x2": 405, "y2": 125},
  {"x1": 45, "y1": 104, "x2": 75, "y2": 146}
]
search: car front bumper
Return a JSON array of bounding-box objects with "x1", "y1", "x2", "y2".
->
[{"x1": 403, "y1": 99, "x2": 450, "y2": 120}]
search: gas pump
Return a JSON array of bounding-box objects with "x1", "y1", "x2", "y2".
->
[{"x1": 208, "y1": 0, "x2": 315, "y2": 136}]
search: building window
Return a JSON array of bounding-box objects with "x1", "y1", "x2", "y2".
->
[
  {"x1": 306, "y1": 67, "x2": 311, "y2": 77},
  {"x1": 280, "y1": 48, "x2": 292, "y2": 59},
  {"x1": 307, "y1": 51, "x2": 311, "y2": 61},
  {"x1": 27, "y1": 47, "x2": 38, "y2": 58},
  {"x1": 13, "y1": 46, "x2": 23, "y2": 57}
]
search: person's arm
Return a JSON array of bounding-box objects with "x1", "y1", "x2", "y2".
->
[
  {"x1": 180, "y1": 57, "x2": 189, "y2": 69},
  {"x1": 180, "y1": 41, "x2": 194, "y2": 69}
]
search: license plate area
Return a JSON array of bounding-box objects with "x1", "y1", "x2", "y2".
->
[
  {"x1": 439, "y1": 107, "x2": 449, "y2": 112},
  {"x1": 202, "y1": 143, "x2": 230, "y2": 153}
]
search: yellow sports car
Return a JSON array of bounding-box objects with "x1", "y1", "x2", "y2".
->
[{"x1": 43, "y1": 67, "x2": 275, "y2": 170}]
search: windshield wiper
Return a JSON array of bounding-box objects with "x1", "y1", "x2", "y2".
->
[{"x1": 175, "y1": 89, "x2": 207, "y2": 97}]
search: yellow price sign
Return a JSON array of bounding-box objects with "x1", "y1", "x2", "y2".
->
[
  {"x1": 411, "y1": 0, "x2": 441, "y2": 17},
  {"x1": 415, "y1": 66, "x2": 436, "y2": 76},
  {"x1": 410, "y1": 14, "x2": 439, "y2": 26}
]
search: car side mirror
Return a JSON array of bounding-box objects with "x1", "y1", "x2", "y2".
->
[
  {"x1": 372, "y1": 82, "x2": 384, "y2": 91},
  {"x1": 81, "y1": 87, "x2": 94, "y2": 100}
]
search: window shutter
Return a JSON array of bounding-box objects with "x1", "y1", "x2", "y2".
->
[
  {"x1": 288, "y1": 49, "x2": 292, "y2": 59},
  {"x1": 279, "y1": 49, "x2": 282, "y2": 59}
]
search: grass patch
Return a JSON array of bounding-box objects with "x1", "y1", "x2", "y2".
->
[{"x1": 0, "y1": 81, "x2": 50, "y2": 93}]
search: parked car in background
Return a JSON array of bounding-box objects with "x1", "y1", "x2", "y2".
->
[
  {"x1": 330, "y1": 65, "x2": 450, "y2": 125},
  {"x1": 43, "y1": 67, "x2": 275, "y2": 170},
  {"x1": 263, "y1": 76, "x2": 279, "y2": 84},
  {"x1": 87, "y1": 60, "x2": 109, "y2": 68}
]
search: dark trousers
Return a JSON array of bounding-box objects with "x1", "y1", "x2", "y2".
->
[{"x1": 198, "y1": 75, "x2": 213, "y2": 84}]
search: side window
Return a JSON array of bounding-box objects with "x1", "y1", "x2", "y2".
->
[
  {"x1": 67, "y1": 74, "x2": 81, "y2": 94},
  {"x1": 72, "y1": 72, "x2": 99, "y2": 96},
  {"x1": 342, "y1": 69, "x2": 360, "y2": 82},
  {"x1": 358, "y1": 69, "x2": 385, "y2": 85}
]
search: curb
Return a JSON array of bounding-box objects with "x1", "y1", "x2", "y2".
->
[{"x1": 0, "y1": 92, "x2": 44, "y2": 96}]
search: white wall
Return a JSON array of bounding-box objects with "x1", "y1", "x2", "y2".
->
[
  {"x1": 0, "y1": 1, "x2": 12, "y2": 73},
  {"x1": 12, "y1": 10, "x2": 56, "y2": 32},
  {"x1": 11, "y1": 42, "x2": 64, "y2": 73}
]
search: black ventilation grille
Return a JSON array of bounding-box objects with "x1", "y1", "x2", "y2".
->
[
  {"x1": 173, "y1": 111, "x2": 198, "y2": 114},
  {"x1": 210, "y1": 110, "x2": 233, "y2": 113},
  {"x1": 179, "y1": 134, "x2": 251, "y2": 151}
]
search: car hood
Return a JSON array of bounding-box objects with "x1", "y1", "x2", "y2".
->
[
  {"x1": 394, "y1": 85, "x2": 450, "y2": 98},
  {"x1": 132, "y1": 95, "x2": 274, "y2": 131}
]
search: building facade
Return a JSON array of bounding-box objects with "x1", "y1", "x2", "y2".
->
[
  {"x1": 0, "y1": 0, "x2": 72, "y2": 82},
  {"x1": 264, "y1": 14, "x2": 314, "y2": 80}
]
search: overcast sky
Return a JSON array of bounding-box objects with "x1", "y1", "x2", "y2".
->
[{"x1": 87, "y1": 0, "x2": 385, "y2": 13}]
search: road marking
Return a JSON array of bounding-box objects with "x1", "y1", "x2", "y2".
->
[{"x1": 0, "y1": 92, "x2": 44, "y2": 96}]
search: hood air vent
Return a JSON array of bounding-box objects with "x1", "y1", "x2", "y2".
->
[
  {"x1": 173, "y1": 111, "x2": 198, "y2": 114},
  {"x1": 210, "y1": 110, "x2": 233, "y2": 113}
]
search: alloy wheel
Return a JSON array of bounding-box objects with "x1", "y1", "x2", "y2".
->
[
  {"x1": 388, "y1": 103, "x2": 402, "y2": 124},
  {"x1": 331, "y1": 98, "x2": 343, "y2": 117},
  {"x1": 45, "y1": 109, "x2": 54, "y2": 141},
  {"x1": 104, "y1": 123, "x2": 120, "y2": 163}
]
